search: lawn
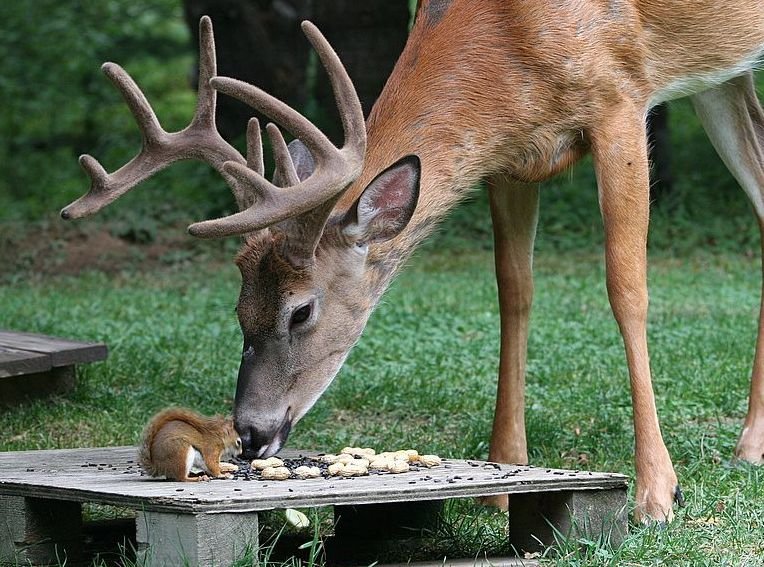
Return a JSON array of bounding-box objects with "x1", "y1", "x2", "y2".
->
[{"x1": 2, "y1": 219, "x2": 764, "y2": 564}]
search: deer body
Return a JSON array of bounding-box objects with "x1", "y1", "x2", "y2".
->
[
  {"x1": 64, "y1": 2, "x2": 764, "y2": 523},
  {"x1": 350, "y1": 0, "x2": 764, "y2": 277},
  {"x1": 344, "y1": 1, "x2": 764, "y2": 522}
]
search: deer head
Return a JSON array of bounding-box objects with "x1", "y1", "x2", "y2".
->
[{"x1": 62, "y1": 17, "x2": 420, "y2": 458}]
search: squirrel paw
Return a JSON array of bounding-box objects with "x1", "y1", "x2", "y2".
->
[{"x1": 184, "y1": 474, "x2": 211, "y2": 482}]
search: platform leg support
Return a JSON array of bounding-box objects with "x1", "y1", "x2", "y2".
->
[
  {"x1": 0, "y1": 366, "x2": 77, "y2": 407},
  {"x1": 135, "y1": 510, "x2": 259, "y2": 567},
  {"x1": 0, "y1": 495, "x2": 83, "y2": 565},
  {"x1": 508, "y1": 488, "x2": 628, "y2": 555}
]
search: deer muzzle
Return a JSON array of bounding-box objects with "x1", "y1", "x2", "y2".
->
[
  {"x1": 233, "y1": 345, "x2": 295, "y2": 459},
  {"x1": 236, "y1": 410, "x2": 292, "y2": 459}
]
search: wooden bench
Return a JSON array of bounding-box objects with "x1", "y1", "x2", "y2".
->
[
  {"x1": 0, "y1": 330, "x2": 108, "y2": 404},
  {"x1": 0, "y1": 446, "x2": 628, "y2": 566}
]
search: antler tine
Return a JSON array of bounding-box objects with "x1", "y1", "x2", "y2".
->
[
  {"x1": 193, "y1": 15, "x2": 217, "y2": 129},
  {"x1": 61, "y1": 63, "x2": 168, "y2": 219},
  {"x1": 61, "y1": 16, "x2": 248, "y2": 221},
  {"x1": 211, "y1": 77, "x2": 336, "y2": 165},
  {"x1": 188, "y1": 21, "x2": 366, "y2": 239},
  {"x1": 266, "y1": 123, "x2": 300, "y2": 187},
  {"x1": 246, "y1": 118, "x2": 265, "y2": 175},
  {"x1": 300, "y1": 21, "x2": 365, "y2": 159},
  {"x1": 104, "y1": 63, "x2": 165, "y2": 144}
]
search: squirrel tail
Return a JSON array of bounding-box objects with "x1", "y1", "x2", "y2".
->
[
  {"x1": 137, "y1": 440, "x2": 158, "y2": 477},
  {"x1": 138, "y1": 407, "x2": 197, "y2": 476}
]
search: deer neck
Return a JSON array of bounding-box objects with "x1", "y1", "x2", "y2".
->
[
  {"x1": 335, "y1": 5, "x2": 540, "y2": 302},
  {"x1": 360, "y1": 133, "x2": 485, "y2": 301}
]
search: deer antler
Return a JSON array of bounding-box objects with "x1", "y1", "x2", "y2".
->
[
  {"x1": 186, "y1": 21, "x2": 366, "y2": 240},
  {"x1": 62, "y1": 17, "x2": 366, "y2": 260},
  {"x1": 61, "y1": 16, "x2": 253, "y2": 221}
]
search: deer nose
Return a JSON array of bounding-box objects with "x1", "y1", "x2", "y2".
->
[{"x1": 237, "y1": 414, "x2": 292, "y2": 459}]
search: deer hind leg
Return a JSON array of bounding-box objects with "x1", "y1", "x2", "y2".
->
[
  {"x1": 482, "y1": 177, "x2": 539, "y2": 510},
  {"x1": 591, "y1": 101, "x2": 680, "y2": 522},
  {"x1": 691, "y1": 72, "x2": 764, "y2": 464}
]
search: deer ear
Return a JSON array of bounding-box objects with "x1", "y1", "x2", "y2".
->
[
  {"x1": 342, "y1": 155, "x2": 420, "y2": 245},
  {"x1": 287, "y1": 139, "x2": 315, "y2": 181},
  {"x1": 273, "y1": 139, "x2": 315, "y2": 187}
]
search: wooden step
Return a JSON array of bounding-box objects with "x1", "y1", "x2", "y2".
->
[
  {"x1": 0, "y1": 330, "x2": 107, "y2": 378},
  {"x1": 0, "y1": 330, "x2": 107, "y2": 404}
]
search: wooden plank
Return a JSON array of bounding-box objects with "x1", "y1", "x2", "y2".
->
[
  {"x1": 0, "y1": 447, "x2": 628, "y2": 515},
  {"x1": 0, "y1": 330, "x2": 107, "y2": 368},
  {"x1": 0, "y1": 347, "x2": 51, "y2": 378},
  {"x1": 135, "y1": 510, "x2": 258, "y2": 567}
]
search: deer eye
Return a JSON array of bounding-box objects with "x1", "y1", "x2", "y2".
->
[{"x1": 290, "y1": 303, "x2": 312, "y2": 327}]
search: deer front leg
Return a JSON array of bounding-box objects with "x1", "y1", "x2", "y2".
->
[
  {"x1": 591, "y1": 103, "x2": 681, "y2": 523},
  {"x1": 483, "y1": 177, "x2": 539, "y2": 510}
]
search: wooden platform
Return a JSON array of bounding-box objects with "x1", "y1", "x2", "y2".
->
[
  {"x1": 0, "y1": 446, "x2": 629, "y2": 566},
  {"x1": 0, "y1": 330, "x2": 107, "y2": 404}
]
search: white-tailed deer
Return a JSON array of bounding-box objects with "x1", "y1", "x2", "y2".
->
[{"x1": 62, "y1": 2, "x2": 764, "y2": 522}]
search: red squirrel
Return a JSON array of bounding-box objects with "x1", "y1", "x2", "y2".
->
[{"x1": 138, "y1": 407, "x2": 242, "y2": 481}]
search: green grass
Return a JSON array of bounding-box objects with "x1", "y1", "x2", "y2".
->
[{"x1": 2, "y1": 227, "x2": 764, "y2": 564}]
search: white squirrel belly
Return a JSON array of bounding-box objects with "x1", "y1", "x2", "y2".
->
[
  {"x1": 188, "y1": 446, "x2": 207, "y2": 475},
  {"x1": 183, "y1": 446, "x2": 202, "y2": 476}
]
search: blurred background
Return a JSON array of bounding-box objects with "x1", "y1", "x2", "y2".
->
[{"x1": 1, "y1": 0, "x2": 761, "y2": 277}]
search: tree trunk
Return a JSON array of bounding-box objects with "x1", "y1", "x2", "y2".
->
[
  {"x1": 182, "y1": 0, "x2": 410, "y2": 143},
  {"x1": 183, "y1": 0, "x2": 312, "y2": 141},
  {"x1": 311, "y1": 1, "x2": 410, "y2": 143}
]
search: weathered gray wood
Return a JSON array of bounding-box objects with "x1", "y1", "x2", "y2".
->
[
  {"x1": 0, "y1": 330, "x2": 107, "y2": 369},
  {"x1": 0, "y1": 347, "x2": 50, "y2": 378},
  {"x1": 0, "y1": 330, "x2": 106, "y2": 403},
  {"x1": 0, "y1": 495, "x2": 83, "y2": 564},
  {"x1": 507, "y1": 488, "x2": 628, "y2": 554},
  {"x1": 0, "y1": 447, "x2": 628, "y2": 515},
  {"x1": 0, "y1": 447, "x2": 628, "y2": 565},
  {"x1": 135, "y1": 510, "x2": 258, "y2": 567},
  {"x1": 0, "y1": 366, "x2": 76, "y2": 406}
]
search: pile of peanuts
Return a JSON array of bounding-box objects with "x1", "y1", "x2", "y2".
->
[
  {"x1": 249, "y1": 447, "x2": 442, "y2": 480},
  {"x1": 250, "y1": 456, "x2": 321, "y2": 480}
]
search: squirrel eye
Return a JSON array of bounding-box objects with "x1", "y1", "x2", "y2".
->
[
  {"x1": 236, "y1": 438, "x2": 242, "y2": 447},
  {"x1": 290, "y1": 303, "x2": 312, "y2": 327}
]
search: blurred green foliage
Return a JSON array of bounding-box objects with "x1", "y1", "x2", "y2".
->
[
  {"x1": 1, "y1": 1, "x2": 763, "y2": 258},
  {"x1": 0, "y1": 0, "x2": 233, "y2": 224}
]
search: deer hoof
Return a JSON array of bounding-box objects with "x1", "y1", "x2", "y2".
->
[
  {"x1": 734, "y1": 423, "x2": 764, "y2": 464},
  {"x1": 634, "y1": 471, "x2": 681, "y2": 524},
  {"x1": 674, "y1": 485, "x2": 686, "y2": 508}
]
